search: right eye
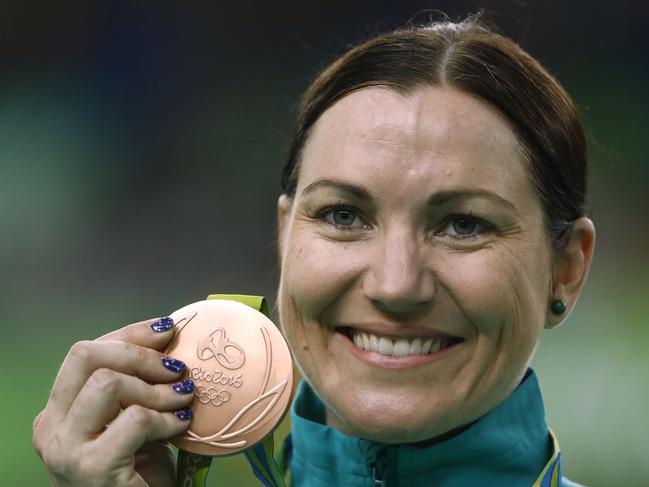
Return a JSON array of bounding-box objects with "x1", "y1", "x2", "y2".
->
[{"x1": 316, "y1": 206, "x2": 368, "y2": 231}]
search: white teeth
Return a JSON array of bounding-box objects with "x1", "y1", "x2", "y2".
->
[
  {"x1": 350, "y1": 330, "x2": 444, "y2": 356},
  {"x1": 369, "y1": 334, "x2": 379, "y2": 350},
  {"x1": 377, "y1": 337, "x2": 394, "y2": 355},
  {"x1": 393, "y1": 338, "x2": 410, "y2": 356},
  {"x1": 361, "y1": 332, "x2": 370, "y2": 351}
]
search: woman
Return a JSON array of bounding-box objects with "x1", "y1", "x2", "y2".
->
[{"x1": 33, "y1": 15, "x2": 595, "y2": 487}]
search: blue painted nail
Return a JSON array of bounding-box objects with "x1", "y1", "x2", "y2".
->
[
  {"x1": 151, "y1": 317, "x2": 174, "y2": 333},
  {"x1": 172, "y1": 379, "x2": 195, "y2": 394},
  {"x1": 162, "y1": 357, "x2": 185, "y2": 373},
  {"x1": 175, "y1": 407, "x2": 192, "y2": 421}
]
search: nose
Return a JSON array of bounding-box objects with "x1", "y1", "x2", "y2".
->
[{"x1": 362, "y1": 226, "x2": 436, "y2": 314}]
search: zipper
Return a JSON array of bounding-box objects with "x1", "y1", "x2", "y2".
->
[
  {"x1": 371, "y1": 466, "x2": 386, "y2": 487},
  {"x1": 367, "y1": 447, "x2": 390, "y2": 487}
]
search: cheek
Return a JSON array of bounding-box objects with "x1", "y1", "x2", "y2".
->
[
  {"x1": 443, "y1": 243, "x2": 550, "y2": 342},
  {"x1": 280, "y1": 235, "x2": 363, "y2": 324},
  {"x1": 278, "y1": 234, "x2": 366, "y2": 385}
]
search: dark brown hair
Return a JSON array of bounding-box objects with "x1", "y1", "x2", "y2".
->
[{"x1": 280, "y1": 15, "x2": 588, "y2": 250}]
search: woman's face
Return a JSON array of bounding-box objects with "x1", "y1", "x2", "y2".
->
[{"x1": 277, "y1": 86, "x2": 553, "y2": 443}]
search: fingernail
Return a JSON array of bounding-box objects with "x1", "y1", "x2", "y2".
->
[
  {"x1": 162, "y1": 357, "x2": 185, "y2": 373},
  {"x1": 151, "y1": 317, "x2": 174, "y2": 333},
  {"x1": 175, "y1": 407, "x2": 192, "y2": 421},
  {"x1": 172, "y1": 379, "x2": 195, "y2": 394}
]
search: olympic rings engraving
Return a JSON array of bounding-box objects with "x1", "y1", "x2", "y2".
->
[{"x1": 195, "y1": 385, "x2": 232, "y2": 407}]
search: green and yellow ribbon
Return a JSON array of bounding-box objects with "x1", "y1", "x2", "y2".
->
[{"x1": 531, "y1": 429, "x2": 562, "y2": 487}]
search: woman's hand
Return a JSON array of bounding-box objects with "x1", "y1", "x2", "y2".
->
[{"x1": 32, "y1": 318, "x2": 194, "y2": 487}]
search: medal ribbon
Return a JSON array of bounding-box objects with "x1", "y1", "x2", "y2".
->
[
  {"x1": 531, "y1": 429, "x2": 562, "y2": 487},
  {"x1": 175, "y1": 294, "x2": 287, "y2": 487}
]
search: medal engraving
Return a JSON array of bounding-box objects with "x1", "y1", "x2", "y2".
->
[
  {"x1": 189, "y1": 368, "x2": 243, "y2": 388},
  {"x1": 195, "y1": 385, "x2": 231, "y2": 406},
  {"x1": 165, "y1": 299, "x2": 293, "y2": 456},
  {"x1": 197, "y1": 328, "x2": 246, "y2": 369}
]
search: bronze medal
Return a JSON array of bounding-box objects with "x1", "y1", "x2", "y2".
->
[{"x1": 165, "y1": 299, "x2": 293, "y2": 456}]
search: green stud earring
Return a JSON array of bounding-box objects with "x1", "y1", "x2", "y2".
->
[{"x1": 551, "y1": 299, "x2": 567, "y2": 315}]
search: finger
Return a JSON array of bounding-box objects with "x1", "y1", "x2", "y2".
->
[
  {"x1": 32, "y1": 410, "x2": 48, "y2": 460},
  {"x1": 33, "y1": 410, "x2": 44, "y2": 433},
  {"x1": 98, "y1": 317, "x2": 176, "y2": 350},
  {"x1": 32, "y1": 410, "x2": 47, "y2": 461},
  {"x1": 45, "y1": 340, "x2": 187, "y2": 423},
  {"x1": 94, "y1": 405, "x2": 192, "y2": 459},
  {"x1": 65, "y1": 369, "x2": 195, "y2": 438}
]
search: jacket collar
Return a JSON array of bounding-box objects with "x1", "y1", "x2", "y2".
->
[{"x1": 289, "y1": 369, "x2": 552, "y2": 485}]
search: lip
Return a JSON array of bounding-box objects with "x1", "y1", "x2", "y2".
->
[
  {"x1": 336, "y1": 323, "x2": 462, "y2": 341},
  {"x1": 334, "y1": 327, "x2": 464, "y2": 370}
]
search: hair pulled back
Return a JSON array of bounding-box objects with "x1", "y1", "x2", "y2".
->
[{"x1": 281, "y1": 15, "x2": 588, "y2": 250}]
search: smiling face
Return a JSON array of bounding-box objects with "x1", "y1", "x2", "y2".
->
[{"x1": 276, "y1": 86, "x2": 554, "y2": 443}]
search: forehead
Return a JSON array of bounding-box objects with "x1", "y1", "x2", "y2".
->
[{"x1": 297, "y1": 86, "x2": 531, "y2": 202}]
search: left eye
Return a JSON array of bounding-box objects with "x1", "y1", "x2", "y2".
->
[
  {"x1": 441, "y1": 215, "x2": 489, "y2": 237},
  {"x1": 326, "y1": 207, "x2": 359, "y2": 227}
]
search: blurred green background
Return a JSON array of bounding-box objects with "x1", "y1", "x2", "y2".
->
[{"x1": 2, "y1": 1, "x2": 647, "y2": 485}]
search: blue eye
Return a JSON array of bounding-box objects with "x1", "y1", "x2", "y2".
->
[
  {"x1": 331, "y1": 208, "x2": 357, "y2": 226},
  {"x1": 452, "y1": 217, "x2": 477, "y2": 235},
  {"x1": 442, "y1": 215, "x2": 490, "y2": 238},
  {"x1": 315, "y1": 205, "x2": 366, "y2": 230}
]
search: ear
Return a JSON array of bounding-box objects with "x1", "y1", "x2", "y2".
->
[
  {"x1": 276, "y1": 194, "x2": 293, "y2": 263},
  {"x1": 547, "y1": 217, "x2": 596, "y2": 328}
]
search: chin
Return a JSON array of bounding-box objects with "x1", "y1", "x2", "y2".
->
[{"x1": 328, "y1": 395, "x2": 458, "y2": 444}]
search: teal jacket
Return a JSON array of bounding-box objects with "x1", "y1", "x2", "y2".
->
[{"x1": 285, "y1": 370, "x2": 584, "y2": 486}]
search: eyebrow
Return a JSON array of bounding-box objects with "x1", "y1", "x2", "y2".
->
[
  {"x1": 427, "y1": 189, "x2": 518, "y2": 213},
  {"x1": 301, "y1": 179, "x2": 374, "y2": 203},
  {"x1": 301, "y1": 178, "x2": 517, "y2": 213}
]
